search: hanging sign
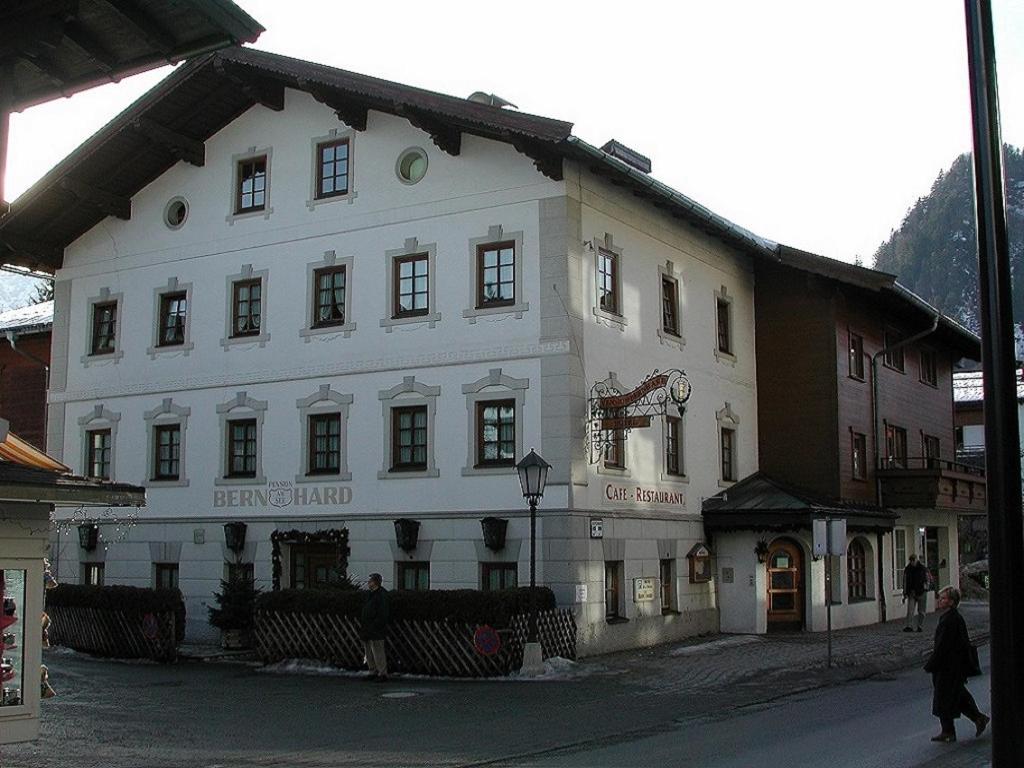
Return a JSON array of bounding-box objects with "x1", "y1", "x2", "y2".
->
[
  {"x1": 599, "y1": 375, "x2": 669, "y2": 410},
  {"x1": 599, "y1": 415, "x2": 652, "y2": 431}
]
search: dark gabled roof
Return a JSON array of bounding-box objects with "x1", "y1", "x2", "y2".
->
[
  {"x1": 769, "y1": 245, "x2": 981, "y2": 359},
  {"x1": 0, "y1": 460, "x2": 145, "y2": 506},
  {"x1": 0, "y1": 46, "x2": 779, "y2": 272},
  {"x1": 2, "y1": 0, "x2": 263, "y2": 112},
  {"x1": 702, "y1": 472, "x2": 897, "y2": 533}
]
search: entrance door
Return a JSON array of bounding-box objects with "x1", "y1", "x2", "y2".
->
[{"x1": 766, "y1": 539, "x2": 804, "y2": 630}]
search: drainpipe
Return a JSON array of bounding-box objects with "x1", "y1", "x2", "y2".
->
[{"x1": 870, "y1": 312, "x2": 940, "y2": 623}]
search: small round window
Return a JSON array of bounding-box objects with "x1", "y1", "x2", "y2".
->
[
  {"x1": 396, "y1": 147, "x2": 428, "y2": 185},
  {"x1": 163, "y1": 197, "x2": 189, "y2": 229}
]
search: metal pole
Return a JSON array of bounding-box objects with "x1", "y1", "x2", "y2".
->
[
  {"x1": 826, "y1": 519, "x2": 833, "y2": 669},
  {"x1": 529, "y1": 498, "x2": 538, "y2": 644},
  {"x1": 963, "y1": 2, "x2": 1024, "y2": 764}
]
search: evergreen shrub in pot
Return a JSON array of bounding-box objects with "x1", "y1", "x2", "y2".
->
[{"x1": 208, "y1": 576, "x2": 261, "y2": 649}]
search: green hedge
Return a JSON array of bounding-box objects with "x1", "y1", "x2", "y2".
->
[
  {"x1": 256, "y1": 587, "x2": 555, "y2": 628},
  {"x1": 46, "y1": 584, "x2": 186, "y2": 641}
]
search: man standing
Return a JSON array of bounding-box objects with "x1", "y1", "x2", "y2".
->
[
  {"x1": 360, "y1": 573, "x2": 390, "y2": 682},
  {"x1": 923, "y1": 586, "x2": 989, "y2": 742},
  {"x1": 903, "y1": 554, "x2": 929, "y2": 632}
]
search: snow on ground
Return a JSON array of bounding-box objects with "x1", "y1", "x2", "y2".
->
[
  {"x1": 669, "y1": 635, "x2": 762, "y2": 656},
  {"x1": 257, "y1": 656, "x2": 586, "y2": 682}
]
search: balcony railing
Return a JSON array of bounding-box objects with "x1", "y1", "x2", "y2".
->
[
  {"x1": 876, "y1": 455, "x2": 986, "y2": 512},
  {"x1": 877, "y1": 456, "x2": 986, "y2": 478}
]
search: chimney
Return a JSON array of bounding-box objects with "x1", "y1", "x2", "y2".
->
[{"x1": 600, "y1": 140, "x2": 651, "y2": 174}]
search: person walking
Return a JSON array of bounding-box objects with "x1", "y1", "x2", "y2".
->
[
  {"x1": 902, "y1": 554, "x2": 929, "y2": 632},
  {"x1": 923, "y1": 586, "x2": 989, "y2": 742},
  {"x1": 360, "y1": 573, "x2": 390, "y2": 682}
]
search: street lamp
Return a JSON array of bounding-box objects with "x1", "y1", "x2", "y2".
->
[{"x1": 516, "y1": 448, "x2": 550, "y2": 676}]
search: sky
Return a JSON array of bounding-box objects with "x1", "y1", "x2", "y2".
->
[{"x1": 4, "y1": 0, "x2": 1023, "y2": 269}]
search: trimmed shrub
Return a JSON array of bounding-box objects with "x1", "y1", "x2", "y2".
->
[
  {"x1": 256, "y1": 586, "x2": 555, "y2": 628},
  {"x1": 46, "y1": 584, "x2": 186, "y2": 641}
]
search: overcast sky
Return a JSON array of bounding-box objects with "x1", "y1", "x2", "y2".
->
[{"x1": 5, "y1": 0, "x2": 1023, "y2": 267}]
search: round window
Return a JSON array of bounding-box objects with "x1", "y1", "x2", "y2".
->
[
  {"x1": 163, "y1": 197, "x2": 189, "y2": 229},
  {"x1": 396, "y1": 147, "x2": 428, "y2": 184}
]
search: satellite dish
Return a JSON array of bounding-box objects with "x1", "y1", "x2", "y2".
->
[{"x1": 467, "y1": 91, "x2": 518, "y2": 109}]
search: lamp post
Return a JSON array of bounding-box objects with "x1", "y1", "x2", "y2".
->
[{"x1": 516, "y1": 448, "x2": 550, "y2": 676}]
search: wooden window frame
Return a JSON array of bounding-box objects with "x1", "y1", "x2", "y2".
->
[
  {"x1": 154, "y1": 562, "x2": 179, "y2": 591},
  {"x1": 851, "y1": 431, "x2": 867, "y2": 480},
  {"x1": 603, "y1": 423, "x2": 626, "y2": 470},
  {"x1": 894, "y1": 529, "x2": 907, "y2": 590},
  {"x1": 311, "y1": 266, "x2": 347, "y2": 329},
  {"x1": 922, "y1": 433, "x2": 941, "y2": 465},
  {"x1": 393, "y1": 253, "x2": 430, "y2": 318},
  {"x1": 153, "y1": 423, "x2": 181, "y2": 481},
  {"x1": 476, "y1": 241, "x2": 516, "y2": 309},
  {"x1": 475, "y1": 399, "x2": 516, "y2": 468},
  {"x1": 919, "y1": 347, "x2": 938, "y2": 387},
  {"x1": 235, "y1": 155, "x2": 267, "y2": 213},
  {"x1": 848, "y1": 331, "x2": 865, "y2": 380},
  {"x1": 716, "y1": 298, "x2": 732, "y2": 356},
  {"x1": 391, "y1": 405, "x2": 428, "y2": 472},
  {"x1": 665, "y1": 415, "x2": 684, "y2": 476},
  {"x1": 231, "y1": 278, "x2": 262, "y2": 338},
  {"x1": 882, "y1": 330, "x2": 905, "y2": 372},
  {"x1": 661, "y1": 276, "x2": 680, "y2": 337},
  {"x1": 90, "y1": 301, "x2": 118, "y2": 356},
  {"x1": 660, "y1": 558, "x2": 676, "y2": 614},
  {"x1": 226, "y1": 418, "x2": 258, "y2": 478},
  {"x1": 884, "y1": 423, "x2": 908, "y2": 468},
  {"x1": 82, "y1": 562, "x2": 105, "y2": 586},
  {"x1": 847, "y1": 541, "x2": 867, "y2": 600},
  {"x1": 605, "y1": 560, "x2": 623, "y2": 620},
  {"x1": 720, "y1": 426, "x2": 736, "y2": 482},
  {"x1": 307, "y1": 412, "x2": 342, "y2": 476},
  {"x1": 481, "y1": 562, "x2": 518, "y2": 591},
  {"x1": 597, "y1": 248, "x2": 619, "y2": 315},
  {"x1": 87, "y1": 428, "x2": 112, "y2": 479},
  {"x1": 397, "y1": 561, "x2": 430, "y2": 591},
  {"x1": 157, "y1": 291, "x2": 187, "y2": 347},
  {"x1": 315, "y1": 138, "x2": 350, "y2": 200}
]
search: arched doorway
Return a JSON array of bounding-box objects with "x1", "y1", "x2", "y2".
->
[{"x1": 766, "y1": 538, "x2": 804, "y2": 630}]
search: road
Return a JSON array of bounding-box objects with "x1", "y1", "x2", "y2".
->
[{"x1": 0, "y1": 635, "x2": 992, "y2": 768}]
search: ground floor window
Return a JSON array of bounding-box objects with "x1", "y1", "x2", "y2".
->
[
  {"x1": 397, "y1": 561, "x2": 430, "y2": 591},
  {"x1": 227, "y1": 562, "x2": 255, "y2": 584},
  {"x1": 847, "y1": 540, "x2": 867, "y2": 600},
  {"x1": 154, "y1": 563, "x2": 178, "y2": 590},
  {"x1": 660, "y1": 559, "x2": 676, "y2": 613},
  {"x1": 605, "y1": 561, "x2": 623, "y2": 620},
  {"x1": 82, "y1": 562, "x2": 104, "y2": 586},
  {"x1": 894, "y1": 528, "x2": 907, "y2": 590},
  {"x1": 290, "y1": 544, "x2": 344, "y2": 590},
  {"x1": 481, "y1": 562, "x2": 517, "y2": 591}
]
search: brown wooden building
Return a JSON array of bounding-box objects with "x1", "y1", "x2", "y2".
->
[
  {"x1": 0, "y1": 301, "x2": 52, "y2": 450},
  {"x1": 706, "y1": 246, "x2": 983, "y2": 634}
]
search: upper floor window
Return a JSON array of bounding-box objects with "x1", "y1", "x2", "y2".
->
[
  {"x1": 848, "y1": 332, "x2": 864, "y2": 380},
  {"x1": 920, "y1": 348, "x2": 937, "y2": 386},
  {"x1": 716, "y1": 298, "x2": 732, "y2": 356},
  {"x1": 883, "y1": 330, "x2": 905, "y2": 372},
  {"x1": 232, "y1": 279, "x2": 262, "y2": 338},
  {"x1": 476, "y1": 400, "x2": 516, "y2": 467},
  {"x1": 312, "y1": 266, "x2": 347, "y2": 328},
  {"x1": 315, "y1": 139, "x2": 349, "y2": 199},
  {"x1": 153, "y1": 424, "x2": 181, "y2": 481},
  {"x1": 597, "y1": 248, "x2": 619, "y2": 315},
  {"x1": 720, "y1": 426, "x2": 736, "y2": 482},
  {"x1": 391, "y1": 405, "x2": 428, "y2": 471},
  {"x1": 477, "y1": 242, "x2": 516, "y2": 308},
  {"x1": 226, "y1": 418, "x2": 258, "y2": 478},
  {"x1": 851, "y1": 431, "x2": 867, "y2": 480},
  {"x1": 91, "y1": 301, "x2": 117, "y2": 355},
  {"x1": 602, "y1": 408, "x2": 626, "y2": 471},
  {"x1": 236, "y1": 156, "x2": 267, "y2": 213},
  {"x1": 661, "y1": 276, "x2": 680, "y2": 337},
  {"x1": 393, "y1": 254, "x2": 429, "y2": 318},
  {"x1": 665, "y1": 415, "x2": 684, "y2": 476},
  {"x1": 923, "y1": 434, "x2": 941, "y2": 463},
  {"x1": 308, "y1": 413, "x2": 342, "y2": 475},
  {"x1": 884, "y1": 423, "x2": 908, "y2": 468},
  {"x1": 87, "y1": 428, "x2": 112, "y2": 479},
  {"x1": 158, "y1": 292, "x2": 187, "y2": 347}
]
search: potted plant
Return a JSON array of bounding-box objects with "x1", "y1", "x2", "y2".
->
[{"x1": 208, "y1": 575, "x2": 261, "y2": 649}]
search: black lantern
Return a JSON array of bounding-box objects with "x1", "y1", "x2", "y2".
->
[
  {"x1": 224, "y1": 522, "x2": 247, "y2": 554},
  {"x1": 394, "y1": 518, "x2": 420, "y2": 552},
  {"x1": 516, "y1": 449, "x2": 550, "y2": 506},
  {"x1": 480, "y1": 517, "x2": 509, "y2": 552},
  {"x1": 78, "y1": 523, "x2": 98, "y2": 552}
]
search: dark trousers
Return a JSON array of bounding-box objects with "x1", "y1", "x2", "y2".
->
[{"x1": 940, "y1": 686, "x2": 982, "y2": 732}]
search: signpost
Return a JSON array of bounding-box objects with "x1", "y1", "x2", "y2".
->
[{"x1": 813, "y1": 517, "x2": 846, "y2": 668}]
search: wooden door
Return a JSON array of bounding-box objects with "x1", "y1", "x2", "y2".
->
[{"x1": 766, "y1": 539, "x2": 804, "y2": 629}]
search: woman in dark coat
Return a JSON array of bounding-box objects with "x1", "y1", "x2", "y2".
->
[{"x1": 923, "y1": 586, "x2": 989, "y2": 742}]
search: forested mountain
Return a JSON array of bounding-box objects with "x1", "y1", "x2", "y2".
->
[{"x1": 873, "y1": 145, "x2": 1024, "y2": 336}]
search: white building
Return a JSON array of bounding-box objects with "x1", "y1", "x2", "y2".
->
[{"x1": 3, "y1": 48, "x2": 771, "y2": 653}]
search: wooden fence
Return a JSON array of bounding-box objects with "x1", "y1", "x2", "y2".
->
[
  {"x1": 47, "y1": 606, "x2": 179, "y2": 662},
  {"x1": 255, "y1": 608, "x2": 576, "y2": 677}
]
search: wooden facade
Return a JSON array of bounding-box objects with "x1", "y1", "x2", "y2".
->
[{"x1": 0, "y1": 330, "x2": 50, "y2": 451}]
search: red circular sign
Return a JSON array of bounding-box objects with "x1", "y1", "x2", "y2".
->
[
  {"x1": 141, "y1": 613, "x2": 159, "y2": 641},
  {"x1": 473, "y1": 625, "x2": 501, "y2": 656}
]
